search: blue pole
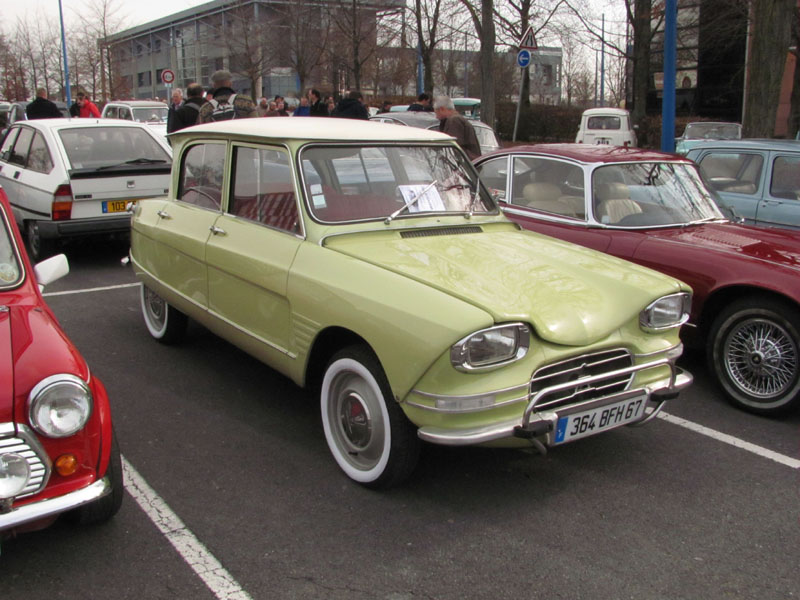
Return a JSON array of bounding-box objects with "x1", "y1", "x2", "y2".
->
[
  {"x1": 58, "y1": 0, "x2": 72, "y2": 105},
  {"x1": 661, "y1": 0, "x2": 677, "y2": 152},
  {"x1": 600, "y1": 14, "x2": 605, "y2": 107}
]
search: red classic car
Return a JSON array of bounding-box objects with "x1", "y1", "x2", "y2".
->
[
  {"x1": 0, "y1": 185, "x2": 121, "y2": 542},
  {"x1": 475, "y1": 144, "x2": 800, "y2": 416}
]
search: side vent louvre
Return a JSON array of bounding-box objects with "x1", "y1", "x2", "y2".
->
[{"x1": 401, "y1": 226, "x2": 483, "y2": 239}]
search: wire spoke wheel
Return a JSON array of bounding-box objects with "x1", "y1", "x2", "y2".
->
[{"x1": 725, "y1": 318, "x2": 797, "y2": 398}]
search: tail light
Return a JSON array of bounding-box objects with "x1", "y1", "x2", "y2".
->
[{"x1": 52, "y1": 184, "x2": 73, "y2": 221}]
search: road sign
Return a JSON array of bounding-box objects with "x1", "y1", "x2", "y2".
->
[
  {"x1": 517, "y1": 49, "x2": 531, "y2": 69},
  {"x1": 161, "y1": 69, "x2": 175, "y2": 85},
  {"x1": 519, "y1": 26, "x2": 537, "y2": 51}
]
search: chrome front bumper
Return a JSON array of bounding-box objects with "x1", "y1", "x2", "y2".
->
[
  {"x1": 0, "y1": 475, "x2": 112, "y2": 532},
  {"x1": 416, "y1": 360, "x2": 692, "y2": 447}
]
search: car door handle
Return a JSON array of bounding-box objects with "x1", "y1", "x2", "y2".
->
[
  {"x1": 13, "y1": 171, "x2": 20, "y2": 179},
  {"x1": 156, "y1": 210, "x2": 171, "y2": 219},
  {"x1": 209, "y1": 225, "x2": 226, "y2": 236}
]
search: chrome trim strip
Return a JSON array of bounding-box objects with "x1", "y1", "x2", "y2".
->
[
  {"x1": 0, "y1": 475, "x2": 111, "y2": 531},
  {"x1": 133, "y1": 257, "x2": 297, "y2": 359},
  {"x1": 635, "y1": 343, "x2": 683, "y2": 359},
  {"x1": 411, "y1": 381, "x2": 530, "y2": 401}
]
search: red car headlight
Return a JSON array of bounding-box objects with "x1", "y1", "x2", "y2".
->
[{"x1": 28, "y1": 374, "x2": 93, "y2": 438}]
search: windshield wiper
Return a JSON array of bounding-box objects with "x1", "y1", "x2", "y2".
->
[
  {"x1": 95, "y1": 158, "x2": 167, "y2": 170},
  {"x1": 385, "y1": 180, "x2": 438, "y2": 224}
]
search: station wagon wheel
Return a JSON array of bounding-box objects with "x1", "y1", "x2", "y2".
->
[
  {"x1": 709, "y1": 297, "x2": 800, "y2": 416},
  {"x1": 321, "y1": 346, "x2": 421, "y2": 488},
  {"x1": 25, "y1": 220, "x2": 57, "y2": 262},
  {"x1": 140, "y1": 284, "x2": 188, "y2": 344}
]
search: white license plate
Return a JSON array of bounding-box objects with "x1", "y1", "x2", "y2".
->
[
  {"x1": 554, "y1": 394, "x2": 646, "y2": 444},
  {"x1": 595, "y1": 139, "x2": 610, "y2": 145}
]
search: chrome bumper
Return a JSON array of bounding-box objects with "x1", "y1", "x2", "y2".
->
[
  {"x1": 0, "y1": 475, "x2": 112, "y2": 531},
  {"x1": 417, "y1": 362, "x2": 692, "y2": 447}
]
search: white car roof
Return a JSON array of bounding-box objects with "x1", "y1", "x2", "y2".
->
[
  {"x1": 179, "y1": 117, "x2": 456, "y2": 142},
  {"x1": 105, "y1": 101, "x2": 168, "y2": 107},
  {"x1": 581, "y1": 107, "x2": 630, "y2": 117},
  {"x1": 16, "y1": 118, "x2": 165, "y2": 131}
]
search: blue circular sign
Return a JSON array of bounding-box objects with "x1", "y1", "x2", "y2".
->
[{"x1": 517, "y1": 49, "x2": 531, "y2": 68}]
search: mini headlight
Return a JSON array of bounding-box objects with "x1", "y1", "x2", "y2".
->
[
  {"x1": 0, "y1": 453, "x2": 30, "y2": 499},
  {"x1": 451, "y1": 323, "x2": 530, "y2": 372},
  {"x1": 640, "y1": 292, "x2": 692, "y2": 331},
  {"x1": 28, "y1": 374, "x2": 93, "y2": 438}
]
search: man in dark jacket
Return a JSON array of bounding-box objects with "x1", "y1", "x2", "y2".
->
[
  {"x1": 332, "y1": 90, "x2": 369, "y2": 120},
  {"x1": 408, "y1": 93, "x2": 433, "y2": 112},
  {"x1": 308, "y1": 89, "x2": 328, "y2": 117},
  {"x1": 26, "y1": 89, "x2": 62, "y2": 119},
  {"x1": 171, "y1": 83, "x2": 208, "y2": 132},
  {"x1": 433, "y1": 95, "x2": 481, "y2": 160},
  {"x1": 166, "y1": 88, "x2": 183, "y2": 133}
]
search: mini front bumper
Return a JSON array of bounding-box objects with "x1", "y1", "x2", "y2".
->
[
  {"x1": 0, "y1": 474, "x2": 112, "y2": 532},
  {"x1": 416, "y1": 361, "x2": 692, "y2": 446}
]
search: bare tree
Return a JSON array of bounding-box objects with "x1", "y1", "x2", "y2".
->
[
  {"x1": 269, "y1": 3, "x2": 330, "y2": 94},
  {"x1": 789, "y1": 5, "x2": 800, "y2": 137},
  {"x1": 743, "y1": 0, "x2": 795, "y2": 137},
  {"x1": 458, "y1": 0, "x2": 496, "y2": 127},
  {"x1": 221, "y1": 1, "x2": 273, "y2": 97},
  {"x1": 0, "y1": 32, "x2": 27, "y2": 101},
  {"x1": 328, "y1": 0, "x2": 381, "y2": 91},
  {"x1": 77, "y1": 0, "x2": 127, "y2": 102}
]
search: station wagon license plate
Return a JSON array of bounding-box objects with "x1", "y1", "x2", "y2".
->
[
  {"x1": 595, "y1": 138, "x2": 610, "y2": 145},
  {"x1": 102, "y1": 200, "x2": 135, "y2": 213},
  {"x1": 554, "y1": 393, "x2": 646, "y2": 444}
]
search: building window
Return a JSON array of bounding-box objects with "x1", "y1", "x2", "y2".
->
[{"x1": 137, "y1": 71, "x2": 152, "y2": 87}]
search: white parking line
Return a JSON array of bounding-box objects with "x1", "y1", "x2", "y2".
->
[
  {"x1": 121, "y1": 456, "x2": 253, "y2": 600},
  {"x1": 658, "y1": 412, "x2": 800, "y2": 469},
  {"x1": 43, "y1": 282, "x2": 141, "y2": 297}
]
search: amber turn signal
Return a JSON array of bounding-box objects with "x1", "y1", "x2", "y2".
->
[{"x1": 55, "y1": 454, "x2": 78, "y2": 476}]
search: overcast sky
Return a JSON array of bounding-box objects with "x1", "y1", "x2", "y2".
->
[{"x1": 3, "y1": 0, "x2": 211, "y2": 32}]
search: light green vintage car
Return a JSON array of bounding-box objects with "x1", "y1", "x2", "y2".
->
[{"x1": 130, "y1": 118, "x2": 692, "y2": 488}]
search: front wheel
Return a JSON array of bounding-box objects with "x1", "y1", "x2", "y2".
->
[
  {"x1": 321, "y1": 346, "x2": 421, "y2": 488},
  {"x1": 140, "y1": 284, "x2": 187, "y2": 344},
  {"x1": 74, "y1": 430, "x2": 123, "y2": 525},
  {"x1": 708, "y1": 297, "x2": 800, "y2": 416}
]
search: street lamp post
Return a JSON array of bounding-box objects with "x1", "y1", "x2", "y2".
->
[{"x1": 58, "y1": 0, "x2": 72, "y2": 105}]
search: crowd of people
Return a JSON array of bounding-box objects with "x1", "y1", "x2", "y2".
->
[{"x1": 14, "y1": 69, "x2": 481, "y2": 157}]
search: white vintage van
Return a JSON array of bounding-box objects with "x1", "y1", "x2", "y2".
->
[{"x1": 575, "y1": 107, "x2": 637, "y2": 147}]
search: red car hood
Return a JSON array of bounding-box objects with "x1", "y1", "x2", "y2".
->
[
  {"x1": 644, "y1": 222, "x2": 800, "y2": 270},
  {"x1": 0, "y1": 303, "x2": 89, "y2": 424}
]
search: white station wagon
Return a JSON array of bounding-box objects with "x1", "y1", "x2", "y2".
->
[{"x1": 0, "y1": 118, "x2": 172, "y2": 260}]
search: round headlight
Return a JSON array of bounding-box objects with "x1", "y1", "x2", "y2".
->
[
  {"x1": 0, "y1": 453, "x2": 31, "y2": 499},
  {"x1": 28, "y1": 374, "x2": 93, "y2": 438}
]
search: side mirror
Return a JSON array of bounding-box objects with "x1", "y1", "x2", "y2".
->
[{"x1": 34, "y1": 253, "x2": 69, "y2": 291}]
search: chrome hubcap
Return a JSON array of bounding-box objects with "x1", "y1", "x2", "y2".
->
[
  {"x1": 725, "y1": 318, "x2": 798, "y2": 399},
  {"x1": 144, "y1": 288, "x2": 166, "y2": 327},
  {"x1": 328, "y1": 370, "x2": 384, "y2": 471}
]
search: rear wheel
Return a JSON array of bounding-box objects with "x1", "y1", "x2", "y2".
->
[
  {"x1": 140, "y1": 284, "x2": 187, "y2": 344},
  {"x1": 321, "y1": 346, "x2": 420, "y2": 488},
  {"x1": 25, "y1": 221, "x2": 57, "y2": 262},
  {"x1": 708, "y1": 297, "x2": 800, "y2": 416}
]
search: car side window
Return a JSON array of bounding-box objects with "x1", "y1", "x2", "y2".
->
[
  {"x1": 0, "y1": 127, "x2": 19, "y2": 162},
  {"x1": 512, "y1": 157, "x2": 585, "y2": 219},
  {"x1": 698, "y1": 152, "x2": 762, "y2": 195},
  {"x1": 230, "y1": 145, "x2": 298, "y2": 233},
  {"x1": 770, "y1": 156, "x2": 800, "y2": 200},
  {"x1": 8, "y1": 127, "x2": 33, "y2": 168},
  {"x1": 475, "y1": 157, "x2": 508, "y2": 201},
  {"x1": 178, "y1": 143, "x2": 225, "y2": 210},
  {"x1": 27, "y1": 132, "x2": 53, "y2": 174}
]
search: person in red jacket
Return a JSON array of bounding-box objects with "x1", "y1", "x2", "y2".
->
[{"x1": 76, "y1": 92, "x2": 101, "y2": 118}]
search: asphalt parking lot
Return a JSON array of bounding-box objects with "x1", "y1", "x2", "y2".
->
[{"x1": 1, "y1": 240, "x2": 797, "y2": 600}]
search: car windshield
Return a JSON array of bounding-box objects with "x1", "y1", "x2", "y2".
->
[
  {"x1": 592, "y1": 162, "x2": 725, "y2": 227},
  {"x1": 475, "y1": 126, "x2": 500, "y2": 152},
  {"x1": 0, "y1": 208, "x2": 22, "y2": 288},
  {"x1": 683, "y1": 123, "x2": 741, "y2": 140},
  {"x1": 58, "y1": 126, "x2": 171, "y2": 170},
  {"x1": 132, "y1": 107, "x2": 168, "y2": 123},
  {"x1": 300, "y1": 144, "x2": 494, "y2": 222}
]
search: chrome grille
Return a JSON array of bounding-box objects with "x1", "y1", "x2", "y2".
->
[
  {"x1": 401, "y1": 226, "x2": 482, "y2": 238},
  {"x1": 530, "y1": 348, "x2": 634, "y2": 411},
  {"x1": 0, "y1": 425, "x2": 51, "y2": 498}
]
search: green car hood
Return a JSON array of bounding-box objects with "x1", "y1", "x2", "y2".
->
[{"x1": 324, "y1": 227, "x2": 683, "y2": 346}]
